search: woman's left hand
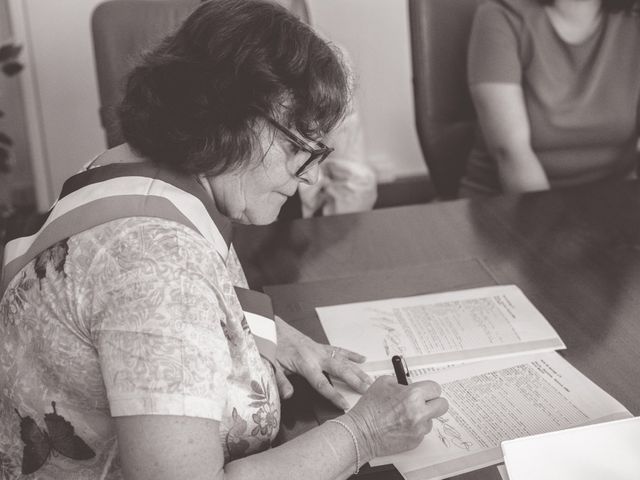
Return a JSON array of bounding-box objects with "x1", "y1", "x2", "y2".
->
[{"x1": 274, "y1": 316, "x2": 372, "y2": 410}]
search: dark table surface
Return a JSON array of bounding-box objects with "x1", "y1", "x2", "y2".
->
[{"x1": 234, "y1": 180, "x2": 640, "y2": 479}]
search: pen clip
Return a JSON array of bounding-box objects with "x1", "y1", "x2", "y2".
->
[{"x1": 401, "y1": 356, "x2": 411, "y2": 383}]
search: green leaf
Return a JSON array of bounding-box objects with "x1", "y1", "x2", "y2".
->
[
  {"x1": 2, "y1": 61, "x2": 23, "y2": 77},
  {"x1": 0, "y1": 132, "x2": 13, "y2": 146},
  {"x1": 250, "y1": 380, "x2": 264, "y2": 394},
  {"x1": 0, "y1": 43, "x2": 21, "y2": 63},
  {"x1": 0, "y1": 146, "x2": 10, "y2": 173}
]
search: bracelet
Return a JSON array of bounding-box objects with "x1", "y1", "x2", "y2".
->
[{"x1": 327, "y1": 419, "x2": 360, "y2": 475}]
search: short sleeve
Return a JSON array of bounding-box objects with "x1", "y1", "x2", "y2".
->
[
  {"x1": 89, "y1": 219, "x2": 233, "y2": 420},
  {"x1": 468, "y1": 2, "x2": 522, "y2": 85}
]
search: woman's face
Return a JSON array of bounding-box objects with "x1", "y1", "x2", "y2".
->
[{"x1": 208, "y1": 122, "x2": 319, "y2": 225}]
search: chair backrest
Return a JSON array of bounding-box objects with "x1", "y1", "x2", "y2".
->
[
  {"x1": 92, "y1": 0, "x2": 201, "y2": 148},
  {"x1": 408, "y1": 0, "x2": 486, "y2": 199},
  {"x1": 276, "y1": 0, "x2": 311, "y2": 22},
  {"x1": 92, "y1": 0, "x2": 311, "y2": 149}
]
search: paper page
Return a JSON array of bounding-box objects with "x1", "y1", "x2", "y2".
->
[
  {"x1": 335, "y1": 352, "x2": 630, "y2": 480},
  {"x1": 501, "y1": 416, "x2": 640, "y2": 480},
  {"x1": 318, "y1": 286, "x2": 565, "y2": 371},
  {"x1": 497, "y1": 464, "x2": 510, "y2": 480}
]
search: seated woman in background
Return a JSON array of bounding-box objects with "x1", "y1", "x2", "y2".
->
[
  {"x1": 276, "y1": 0, "x2": 377, "y2": 217},
  {"x1": 460, "y1": 0, "x2": 640, "y2": 197},
  {"x1": 0, "y1": 1, "x2": 447, "y2": 479},
  {"x1": 298, "y1": 105, "x2": 377, "y2": 217}
]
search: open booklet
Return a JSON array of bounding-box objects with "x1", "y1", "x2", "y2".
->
[
  {"x1": 317, "y1": 285, "x2": 566, "y2": 372},
  {"x1": 334, "y1": 352, "x2": 631, "y2": 480},
  {"x1": 318, "y1": 285, "x2": 630, "y2": 479}
]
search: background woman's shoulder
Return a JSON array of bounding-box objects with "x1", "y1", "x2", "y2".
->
[{"x1": 482, "y1": 0, "x2": 545, "y2": 22}]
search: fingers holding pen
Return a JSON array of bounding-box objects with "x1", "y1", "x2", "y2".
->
[
  {"x1": 425, "y1": 395, "x2": 449, "y2": 420},
  {"x1": 345, "y1": 375, "x2": 450, "y2": 458},
  {"x1": 411, "y1": 379, "x2": 442, "y2": 400},
  {"x1": 402, "y1": 380, "x2": 449, "y2": 430}
]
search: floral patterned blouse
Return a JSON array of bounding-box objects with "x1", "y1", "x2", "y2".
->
[{"x1": 0, "y1": 217, "x2": 280, "y2": 479}]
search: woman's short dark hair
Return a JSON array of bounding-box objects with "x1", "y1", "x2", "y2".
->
[
  {"x1": 119, "y1": 0, "x2": 350, "y2": 175},
  {"x1": 534, "y1": 0, "x2": 639, "y2": 13}
]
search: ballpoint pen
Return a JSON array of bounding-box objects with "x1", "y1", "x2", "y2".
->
[{"x1": 392, "y1": 355, "x2": 411, "y2": 385}]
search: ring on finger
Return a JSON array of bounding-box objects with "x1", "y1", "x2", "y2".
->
[{"x1": 331, "y1": 348, "x2": 337, "y2": 359}]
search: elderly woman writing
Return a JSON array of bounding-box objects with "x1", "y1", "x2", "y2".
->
[{"x1": 0, "y1": 1, "x2": 447, "y2": 479}]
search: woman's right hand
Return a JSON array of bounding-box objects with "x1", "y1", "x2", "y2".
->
[{"x1": 342, "y1": 376, "x2": 449, "y2": 460}]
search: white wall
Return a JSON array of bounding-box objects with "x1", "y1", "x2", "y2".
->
[
  {"x1": 11, "y1": 0, "x2": 426, "y2": 210},
  {"x1": 308, "y1": 0, "x2": 425, "y2": 180},
  {"x1": 9, "y1": 0, "x2": 107, "y2": 210},
  {"x1": 0, "y1": 0, "x2": 33, "y2": 207}
]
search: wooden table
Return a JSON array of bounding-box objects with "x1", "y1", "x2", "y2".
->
[{"x1": 234, "y1": 180, "x2": 640, "y2": 479}]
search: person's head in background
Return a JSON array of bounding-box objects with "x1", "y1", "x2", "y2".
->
[
  {"x1": 119, "y1": 0, "x2": 349, "y2": 224},
  {"x1": 534, "y1": 0, "x2": 639, "y2": 12},
  {"x1": 204, "y1": 0, "x2": 311, "y2": 20},
  {"x1": 271, "y1": 0, "x2": 311, "y2": 21}
]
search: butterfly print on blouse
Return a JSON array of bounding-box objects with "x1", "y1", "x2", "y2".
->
[
  {"x1": 14, "y1": 401, "x2": 95, "y2": 475},
  {"x1": 34, "y1": 239, "x2": 69, "y2": 285},
  {"x1": 225, "y1": 407, "x2": 251, "y2": 460}
]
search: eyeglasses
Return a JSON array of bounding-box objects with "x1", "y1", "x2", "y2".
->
[{"x1": 266, "y1": 117, "x2": 334, "y2": 178}]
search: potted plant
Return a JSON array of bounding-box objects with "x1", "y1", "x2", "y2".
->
[{"x1": 0, "y1": 41, "x2": 24, "y2": 240}]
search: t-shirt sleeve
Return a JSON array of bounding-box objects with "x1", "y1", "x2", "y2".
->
[
  {"x1": 468, "y1": 3, "x2": 522, "y2": 85},
  {"x1": 89, "y1": 219, "x2": 233, "y2": 420}
]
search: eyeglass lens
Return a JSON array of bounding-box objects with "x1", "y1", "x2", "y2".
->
[
  {"x1": 295, "y1": 148, "x2": 332, "y2": 177},
  {"x1": 266, "y1": 116, "x2": 333, "y2": 178}
]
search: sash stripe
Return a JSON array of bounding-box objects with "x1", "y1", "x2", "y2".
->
[
  {"x1": 234, "y1": 287, "x2": 274, "y2": 318},
  {"x1": 4, "y1": 209, "x2": 51, "y2": 244},
  {"x1": 1, "y1": 164, "x2": 278, "y2": 366},
  {"x1": 235, "y1": 287, "x2": 277, "y2": 365},
  {"x1": 5, "y1": 163, "x2": 232, "y2": 244},
  {"x1": 244, "y1": 312, "x2": 277, "y2": 344},
  {"x1": 2, "y1": 195, "x2": 196, "y2": 292},
  {"x1": 253, "y1": 337, "x2": 277, "y2": 367},
  {"x1": 4, "y1": 177, "x2": 230, "y2": 265}
]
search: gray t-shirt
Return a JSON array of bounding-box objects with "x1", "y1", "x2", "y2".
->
[{"x1": 462, "y1": 0, "x2": 640, "y2": 195}]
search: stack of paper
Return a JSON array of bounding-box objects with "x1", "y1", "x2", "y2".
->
[{"x1": 317, "y1": 286, "x2": 631, "y2": 480}]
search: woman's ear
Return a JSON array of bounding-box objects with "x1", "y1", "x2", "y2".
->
[{"x1": 208, "y1": 172, "x2": 248, "y2": 222}]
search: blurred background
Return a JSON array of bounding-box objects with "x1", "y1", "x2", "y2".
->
[{"x1": 0, "y1": 0, "x2": 427, "y2": 214}]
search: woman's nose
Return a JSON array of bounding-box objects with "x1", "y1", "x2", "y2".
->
[{"x1": 298, "y1": 161, "x2": 321, "y2": 185}]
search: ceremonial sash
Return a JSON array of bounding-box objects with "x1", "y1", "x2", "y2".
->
[{"x1": 1, "y1": 163, "x2": 277, "y2": 364}]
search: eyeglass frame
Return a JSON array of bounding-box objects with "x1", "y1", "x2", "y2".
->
[{"x1": 266, "y1": 117, "x2": 334, "y2": 178}]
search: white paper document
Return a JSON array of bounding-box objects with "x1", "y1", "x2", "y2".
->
[
  {"x1": 497, "y1": 464, "x2": 510, "y2": 480},
  {"x1": 318, "y1": 285, "x2": 565, "y2": 371},
  {"x1": 501, "y1": 416, "x2": 640, "y2": 480},
  {"x1": 336, "y1": 352, "x2": 630, "y2": 480}
]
